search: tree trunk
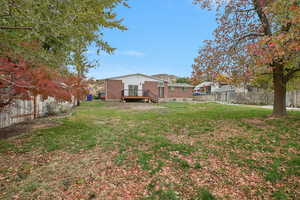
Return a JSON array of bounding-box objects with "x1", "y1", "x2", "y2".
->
[
  {"x1": 76, "y1": 71, "x2": 81, "y2": 107},
  {"x1": 33, "y1": 94, "x2": 37, "y2": 119},
  {"x1": 272, "y1": 65, "x2": 287, "y2": 116}
]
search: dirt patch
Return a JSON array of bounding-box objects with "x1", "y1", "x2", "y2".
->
[
  {"x1": 93, "y1": 117, "x2": 122, "y2": 126},
  {"x1": 165, "y1": 121, "x2": 247, "y2": 146},
  {"x1": 166, "y1": 133, "x2": 197, "y2": 146},
  {"x1": 104, "y1": 102, "x2": 166, "y2": 111},
  {"x1": 132, "y1": 105, "x2": 166, "y2": 111},
  {"x1": 212, "y1": 122, "x2": 247, "y2": 140},
  {"x1": 242, "y1": 118, "x2": 273, "y2": 129},
  {"x1": 0, "y1": 117, "x2": 62, "y2": 140}
]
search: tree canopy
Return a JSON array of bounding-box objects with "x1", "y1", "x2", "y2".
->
[
  {"x1": 0, "y1": 0, "x2": 127, "y2": 66},
  {"x1": 0, "y1": 0, "x2": 128, "y2": 110},
  {"x1": 176, "y1": 77, "x2": 192, "y2": 84},
  {"x1": 192, "y1": 0, "x2": 300, "y2": 116}
]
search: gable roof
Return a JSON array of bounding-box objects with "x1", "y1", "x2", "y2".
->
[{"x1": 103, "y1": 73, "x2": 164, "y2": 82}]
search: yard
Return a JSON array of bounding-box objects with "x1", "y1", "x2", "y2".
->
[{"x1": 0, "y1": 102, "x2": 300, "y2": 200}]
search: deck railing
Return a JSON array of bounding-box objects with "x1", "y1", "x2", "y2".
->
[
  {"x1": 122, "y1": 89, "x2": 145, "y2": 97},
  {"x1": 121, "y1": 89, "x2": 159, "y2": 103}
]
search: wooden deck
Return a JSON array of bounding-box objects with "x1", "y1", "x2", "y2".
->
[{"x1": 122, "y1": 96, "x2": 151, "y2": 100}]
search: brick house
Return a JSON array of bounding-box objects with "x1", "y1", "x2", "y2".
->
[{"x1": 103, "y1": 74, "x2": 194, "y2": 102}]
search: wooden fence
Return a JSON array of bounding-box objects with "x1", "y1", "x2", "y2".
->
[{"x1": 0, "y1": 96, "x2": 73, "y2": 129}]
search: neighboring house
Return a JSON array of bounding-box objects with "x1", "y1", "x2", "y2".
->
[
  {"x1": 194, "y1": 82, "x2": 220, "y2": 95},
  {"x1": 194, "y1": 81, "x2": 248, "y2": 95},
  {"x1": 152, "y1": 74, "x2": 178, "y2": 83},
  {"x1": 88, "y1": 80, "x2": 105, "y2": 96},
  {"x1": 167, "y1": 83, "x2": 194, "y2": 98},
  {"x1": 103, "y1": 73, "x2": 194, "y2": 102}
]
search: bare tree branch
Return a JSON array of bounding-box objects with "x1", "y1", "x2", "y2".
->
[
  {"x1": 236, "y1": 8, "x2": 256, "y2": 13},
  {"x1": 237, "y1": 32, "x2": 265, "y2": 42},
  {"x1": 0, "y1": 77, "x2": 35, "y2": 89},
  {"x1": 253, "y1": 0, "x2": 272, "y2": 36},
  {"x1": 230, "y1": 32, "x2": 265, "y2": 50}
]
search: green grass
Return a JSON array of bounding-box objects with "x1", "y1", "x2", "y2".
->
[
  {"x1": 193, "y1": 188, "x2": 216, "y2": 200},
  {"x1": 1, "y1": 101, "x2": 300, "y2": 199}
]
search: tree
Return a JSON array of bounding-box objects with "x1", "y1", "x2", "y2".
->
[
  {"x1": 0, "y1": 57, "x2": 32, "y2": 110},
  {"x1": 0, "y1": 56, "x2": 88, "y2": 116},
  {"x1": 65, "y1": 75, "x2": 89, "y2": 102},
  {"x1": 69, "y1": 42, "x2": 96, "y2": 106},
  {"x1": 176, "y1": 77, "x2": 191, "y2": 84},
  {"x1": 0, "y1": 0, "x2": 127, "y2": 68},
  {"x1": 192, "y1": 40, "x2": 252, "y2": 88},
  {"x1": 0, "y1": 0, "x2": 128, "y2": 111},
  {"x1": 193, "y1": 0, "x2": 300, "y2": 116},
  {"x1": 25, "y1": 65, "x2": 75, "y2": 118}
]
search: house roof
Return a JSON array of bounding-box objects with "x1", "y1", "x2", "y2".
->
[
  {"x1": 102, "y1": 73, "x2": 164, "y2": 82},
  {"x1": 152, "y1": 74, "x2": 178, "y2": 82},
  {"x1": 168, "y1": 83, "x2": 194, "y2": 88},
  {"x1": 195, "y1": 81, "x2": 214, "y2": 89}
]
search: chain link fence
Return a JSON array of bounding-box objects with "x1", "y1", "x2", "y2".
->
[{"x1": 194, "y1": 90, "x2": 300, "y2": 107}]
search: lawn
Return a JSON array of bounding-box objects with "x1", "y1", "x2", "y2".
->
[{"x1": 0, "y1": 102, "x2": 299, "y2": 200}]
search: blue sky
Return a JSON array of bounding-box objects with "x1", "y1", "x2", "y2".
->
[{"x1": 87, "y1": 0, "x2": 217, "y2": 79}]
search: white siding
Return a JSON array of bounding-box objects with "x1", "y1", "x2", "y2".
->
[{"x1": 112, "y1": 75, "x2": 161, "y2": 96}]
